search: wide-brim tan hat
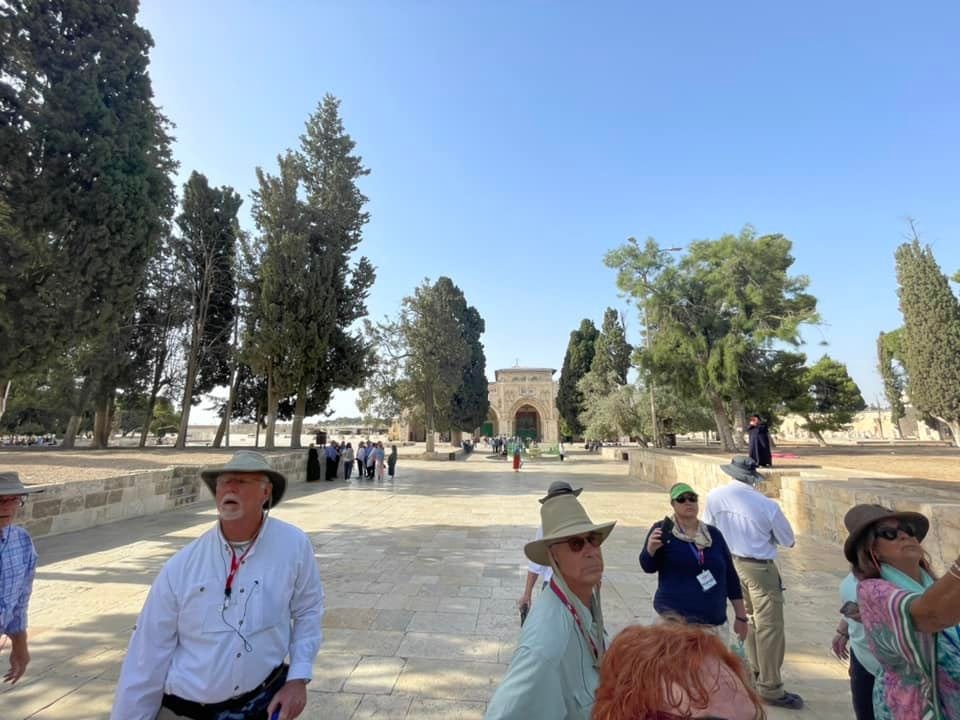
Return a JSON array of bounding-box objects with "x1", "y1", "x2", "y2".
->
[
  {"x1": 200, "y1": 451, "x2": 287, "y2": 507},
  {"x1": 525, "y1": 494, "x2": 616, "y2": 566},
  {"x1": 0, "y1": 472, "x2": 45, "y2": 495},
  {"x1": 843, "y1": 504, "x2": 929, "y2": 564}
]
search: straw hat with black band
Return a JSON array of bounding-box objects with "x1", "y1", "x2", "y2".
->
[
  {"x1": 200, "y1": 451, "x2": 287, "y2": 508},
  {"x1": 842, "y1": 504, "x2": 930, "y2": 564}
]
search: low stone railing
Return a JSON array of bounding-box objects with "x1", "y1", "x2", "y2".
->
[
  {"x1": 20, "y1": 451, "x2": 307, "y2": 540},
  {"x1": 626, "y1": 448, "x2": 960, "y2": 575}
]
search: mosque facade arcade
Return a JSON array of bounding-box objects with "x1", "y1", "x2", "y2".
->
[{"x1": 483, "y1": 367, "x2": 559, "y2": 444}]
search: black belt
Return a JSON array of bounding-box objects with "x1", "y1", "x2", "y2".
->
[
  {"x1": 733, "y1": 555, "x2": 774, "y2": 564},
  {"x1": 161, "y1": 663, "x2": 288, "y2": 720}
]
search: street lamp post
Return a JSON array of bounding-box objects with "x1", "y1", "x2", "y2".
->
[{"x1": 643, "y1": 302, "x2": 659, "y2": 447}]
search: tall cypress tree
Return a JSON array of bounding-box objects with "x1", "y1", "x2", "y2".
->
[
  {"x1": 0, "y1": 0, "x2": 176, "y2": 445},
  {"x1": 589, "y1": 308, "x2": 633, "y2": 390},
  {"x1": 448, "y1": 305, "x2": 489, "y2": 438},
  {"x1": 876, "y1": 329, "x2": 906, "y2": 429},
  {"x1": 173, "y1": 172, "x2": 241, "y2": 448},
  {"x1": 894, "y1": 238, "x2": 960, "y2": 445},
  {"x1": 556, "y1": 319, "x2": 599, "y2": 437},
  {"x1": 291, "y1": 95, "x2": 375, "y2": 447}
]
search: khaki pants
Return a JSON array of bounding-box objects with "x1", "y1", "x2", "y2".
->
[{"x1": 733, "y1": 557, "x2": 786, "y2": 700}]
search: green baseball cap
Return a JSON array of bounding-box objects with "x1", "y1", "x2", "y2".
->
[{"x1": 669, "y1": 482, "x2": 697, "y2": 501}]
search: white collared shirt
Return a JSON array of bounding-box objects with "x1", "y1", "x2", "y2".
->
[
  {"x1": 111, "y1": 517, "x2": 324, "y2": 720},
  {"x1": 526, "y1": 526, "x2": 553, "y2": 584},
  {"x1": 702, "y1": 480, "x2": 795, "y2": 560}
]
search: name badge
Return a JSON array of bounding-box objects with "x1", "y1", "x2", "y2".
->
[{"x1": 697, "y1": 569, "x2": 717, "y2": 591}]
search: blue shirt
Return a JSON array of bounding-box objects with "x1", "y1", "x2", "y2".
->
[
  {"x1": 639, "y1": 522, "x2": 742, "y2": 626},
  {"x1": 0, "y1": 525, "x2": 38, "y2": 636}
]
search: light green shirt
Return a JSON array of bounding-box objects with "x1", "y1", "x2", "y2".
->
[{"x1": 485, "y1": 584, "x2": 603, "y2": 720}]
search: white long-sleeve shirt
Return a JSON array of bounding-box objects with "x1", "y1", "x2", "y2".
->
[
  {"x1": 702, "y1": 480, "x2": 795, "y2": 560},
  {"x1": 111, "y1": 517, "x2": 324, "y2": 719}
]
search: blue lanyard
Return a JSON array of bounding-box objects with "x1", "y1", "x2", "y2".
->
[{"x1": 687, "y1": 542, "x2": 704, "y2": 566}]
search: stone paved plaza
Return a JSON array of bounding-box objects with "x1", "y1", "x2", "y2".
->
[{"x1": 3, "y1": 452, "x2": 854, "y2": 719}]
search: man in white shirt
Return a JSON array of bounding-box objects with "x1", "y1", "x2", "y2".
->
[
  {"x1": 702, "y1": 456, "x2": 802, "y2": 710},
  {"x1": 112, "y1": 451, "x2": 324, "y2": 720}
]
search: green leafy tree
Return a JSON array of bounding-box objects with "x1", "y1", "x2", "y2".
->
[
  {"x1": 578, "y1": 375, "x2": 713, "y2": 444},
  {"x1": 556, "y1": 319, "x2": 599, "y2": 438},
  {"x1": 737, "y1": 349, "x2": 808, "y2": 432},
  {"x1": 1, "y1": 0, "x2": 176, "y2": 446},
  {"x1": 876, "y1": 329, "x2": 906, "y2": 432},
  {"x1": 362, "y1": 278, "x2": 475, "y2": 453},
  {"x1": 606, "y1": 228, "x2": 819, "y2": 451},
  {"x1": 173, "y1": 172, "x2": 241, "y2": 448},
  {"x1": 894, "y1": 234, "x2": 960, "y2": 446},
  {"x1": 787, "y1": 355, "x2": 866, "y2": 446}
]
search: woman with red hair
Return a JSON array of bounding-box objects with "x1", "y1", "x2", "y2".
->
[{"x1": 592, "y1": 623, "x2": 765, "y2": 720}]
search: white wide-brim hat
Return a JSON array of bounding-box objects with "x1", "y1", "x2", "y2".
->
[
  {"x1": 524, "y1": 494, "x2": 616, "y2": 566},
  {"x1": 200, "y1": 451, "x2": 287, "y2": 507}
]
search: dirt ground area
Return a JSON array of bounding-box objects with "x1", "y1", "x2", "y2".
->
[
  {"x1": 680, "y1": 442, "x2": 960, "y2": 485},
  {"x1": 0, "y1": 442, "x2": 465, "y2": 486},
  {"x1": 0, "y1": 447, "x2": 242, "y2": 485}
]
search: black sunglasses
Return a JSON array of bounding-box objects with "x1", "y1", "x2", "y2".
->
[
  {"x1": 673, "y1": 494, "x2": 699, "y2": 504},
  {"x1": 551, "y1": 532, "x2": 604, "y2": 553},
  {"x1": 875, "y1": 523, "x2": 917, "y2": 541}
]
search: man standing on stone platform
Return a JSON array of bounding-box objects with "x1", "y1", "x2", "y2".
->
[
  {"x1": 745, "y1": 414, "x2": 773, "y2": 467},
  {"x1": 487, "y1": 490, "x2": 615, "y2": 719},
  {"x1": 112, "y1": 451, "x2": 324, "y2": 720},
  {"x1": 0, "y1": 472, "x2": 43, "y2": 685},
  {"x1": 703, "y1": 456, "x2": 802, "y2": 710}
]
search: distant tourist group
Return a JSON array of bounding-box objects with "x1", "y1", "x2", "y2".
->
[{"x1": 306, "y1": 439, "x2": 397, "y2": 482}]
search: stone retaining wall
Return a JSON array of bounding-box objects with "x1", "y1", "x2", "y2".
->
[
  {"x1": 627, "y1": 448, "x2": 960, "y2": 574},
  {"x1": 19, "y1": 451, "x2": 307, "y2": 539}
]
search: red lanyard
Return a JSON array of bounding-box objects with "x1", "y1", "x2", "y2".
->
[
  {"x1": 548, "y1": 578, "x2": 601, "y2": 662},
  {"x1": 224, "y1": 541, "x2": 255, "y2": 598}
]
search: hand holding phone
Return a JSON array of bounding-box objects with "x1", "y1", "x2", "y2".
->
[{"x1": 660, "y1": 516, "x2": 674, "y2": 543}]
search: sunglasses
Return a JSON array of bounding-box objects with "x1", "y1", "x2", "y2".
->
[
  {"x1": 551, "y1": 532, "x2": 604, "y2": 553},
  {"x1": 875, "y1": 523, "x2": 917, "y2": 541},
  {"x1": 0, "y1": 496, "x2": 26, "y2": 507},
  {"x1": 673, "y1": 494, "x2": 699, "y2": 504}
]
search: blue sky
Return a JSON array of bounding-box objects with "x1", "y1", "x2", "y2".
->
[{"x1": 139, "y1": 0, "x2": 960, "y2": 419}]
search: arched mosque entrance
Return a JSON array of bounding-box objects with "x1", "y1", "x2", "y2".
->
[{"x1": 513, "y1": 404, "x2": 542, "y2": 442}]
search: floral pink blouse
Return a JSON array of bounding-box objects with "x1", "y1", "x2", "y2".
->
[{"x1": 858, "y1": 578, "x2": 960, "y2": 719}]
